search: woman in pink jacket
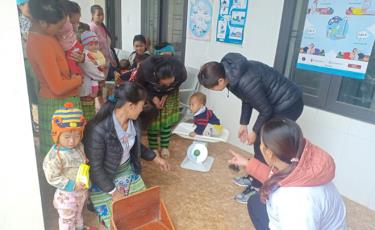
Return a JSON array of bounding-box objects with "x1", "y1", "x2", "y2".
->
[{"x1": 229, "y1": 118, "x2": 346, "y2": 230}]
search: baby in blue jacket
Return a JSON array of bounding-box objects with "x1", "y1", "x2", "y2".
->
[{"x1": 189, "y1": 92, "x2": 223, "y2": 137}]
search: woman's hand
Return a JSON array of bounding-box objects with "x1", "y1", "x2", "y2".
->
[
  {"x1": 160, "y1": 95, "x2": 168, "y2": 108},
  {"x1": 69, "y1": 50, "x2": 85, "y2": 63},
  {"x1": 152, "y1": 96, "x2": 162, "y2": 109},
  {"x1": 112, "y1": 190, "x2": 123, "y2": 202},
  {"x1": 238, "y1": 125, "x2": 248, "y2": 143},
  {"x1": 74, "y1": 182, "x2": 86, "y2": 191},
  {"x1": 228, "y1": 149, "x2": 249, "y2": 167},
  {"x1": 247, "y1": 131, "x2": 257, "y2": 145},
  {"x1": 153, "y1": 155, "x2": 171, "y2": 171}
]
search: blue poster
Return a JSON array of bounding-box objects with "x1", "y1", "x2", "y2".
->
[
  {"x1": 297, "y1": 0, "x2": 375, "y2": 79},
  {"x1": 216, "y1": 0, "x2": 248, "y2": 45}
]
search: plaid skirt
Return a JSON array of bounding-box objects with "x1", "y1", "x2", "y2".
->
[
  {"x1": 38, "y1": 96, "x2": 81, "y2": 155},
  {"x1": 80, "y1": 97, "x2": 96, "y2": 122},
  {"x1": 89, "y1": 160, "x2": 146, "y2": 229},
  {"x1": 148, "y1": 90, "x2": 180, "y2": 130}
]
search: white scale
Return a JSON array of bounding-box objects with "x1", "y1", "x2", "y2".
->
[{"x1": 172, "y1": 122, "x2": 230, "y2": 172}]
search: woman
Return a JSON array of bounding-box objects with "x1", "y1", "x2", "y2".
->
[
  {"x1": 83, "y1": 82, "x2": 170, "y2": 229},
  {"x1": 229, "y1": 118, "x2": 346, "y2": 230},
  {"x1": 27, "y1": 0, "x2": 82, "y2": 155},
  {"x1": 136, "y1": 55, "x2": 187, "y2": 158},
  {"x1": 198, "y1": 53, "x2": 304, "y2": 203}
]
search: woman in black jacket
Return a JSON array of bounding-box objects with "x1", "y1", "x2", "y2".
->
[
  {"x1": 83, "y1": 82, "x2": 170, "y2": 229},
  {"x1": 136, "y1": 55, "x2": 187, "y2": 158},
  {"x1": 198, "y1": 53, "x2": 304, "y2": 203}
]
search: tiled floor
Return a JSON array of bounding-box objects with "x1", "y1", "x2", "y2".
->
[{"x1": 35, "y1": 135, "x2": 375, "y2": 230}]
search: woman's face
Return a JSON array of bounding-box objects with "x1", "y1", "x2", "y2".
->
[
  {"x1": 133, "y1": 41, "x2": 146, "y2": 55},
  {"x1": 127, "y1": 100, "x2": 145, "y2": 120},
  {"x1": 18, "y1": 3, "x2": 31, "y2": 18},
  {"x1": 69, "y1": 13, "x2": 81, "y2": 31},
  {"x1": 260, "y1": 140, "x2": 274, "y2": 166},
  {"x1": 92, "y1": 9, "x2": 104, "y2": 24},
  {"x1": 159, "y1": 77, "x2": 175, "y2": 87},
  {"x1": 41, "y1": 17, "x2": 67, "y2": 36},
  {"x1": 210, "y1": 78, "x2": 227, "y2": 91}
]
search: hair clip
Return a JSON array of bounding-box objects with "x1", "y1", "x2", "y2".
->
[
  {"x1": 290, "y1": 157, "x2": 299, "y2": 163},
  {"x1": 107, "y1": 95, "x2": 117, "y2": 103}
]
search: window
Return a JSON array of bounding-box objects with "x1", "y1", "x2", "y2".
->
[{"x1": 275, "y1": 0, "x2": 375, "y2": 124}]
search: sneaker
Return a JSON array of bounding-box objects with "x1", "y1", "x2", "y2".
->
[
  {"x1": 234, "y1": 186, "x2": 256, "y2": 204},
  {"x1": 233, "y1": 176, "x2": 253, "y2": 187},
  {"x1": 161, "y1": 148, "x2": 170, "y2": 158}
]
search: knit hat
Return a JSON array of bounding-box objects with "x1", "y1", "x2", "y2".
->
[
  {"x1": 16, "y1": 0, "x2": 28, "y2": 6},
  {"x1": 51, "y1": 102, "x2": 86, "y2": 144},
  {"x1": 81, "y1": 31, "x2": 98, "y2": 47},
  {"x1": 154, "y1": 43, "x2": 176, "y2": 56}
]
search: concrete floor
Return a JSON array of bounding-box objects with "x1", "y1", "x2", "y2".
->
[{"x1": 35, "y1": 135, "x2": 375, "y2": 230}]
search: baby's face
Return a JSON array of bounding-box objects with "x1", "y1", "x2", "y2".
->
[
  {"x1": 58, "y1": 130, "x2": 81, "y2": 149},
  {"x1": 189, "y1": 97, "x2": 204, "y2": 114},
  {"x1": 87, "y1": 41, "x2": 99, "y2": 52}
]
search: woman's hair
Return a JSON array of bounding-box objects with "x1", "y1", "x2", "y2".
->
[
  {"x1": 198, "y1": 62, "x2": 226, "y2": 88},
  {"x1": 61, "y1": 0, "x2": 80, "y2": 15},
  {"x1": 133, "y1": 34, "x2": 147, "y2": 45},
  {"x1": 88, "y1": 82, "x2": 147, "y2": 127},
  {"x1": 29, "y1": 0, "x2": 66, "y2": 24},
  {"x1": 90, "y1": 4, "x2": 103, "y2": 15},
  {"x1": 155, "y1": 62, "x2": 174, "y2": 80},
  {"x1": 259, "y1": 118, "x2": 306, "y2": 202}
]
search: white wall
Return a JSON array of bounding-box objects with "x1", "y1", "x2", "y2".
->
[
  {"x1": 185, "y1": 0, "x2": 285, "y2": 151},
  {"x1": 184, "y1": 0, "x2": 375, "y2": 211},
  {"x1": 121, "y1": 0, "x2": 142, "y2": 53},
  {"x1": 0, "y1": 2, "x2": 44, "y2": 229}
]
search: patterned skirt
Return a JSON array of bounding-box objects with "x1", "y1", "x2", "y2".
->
[
  {"x1": 148, "y1": 90, "x2": 180, "y2": 130},
  {"x1": 80, "y1": 97, "x2": 96, "y2": 122},
  {"x1": 38, "y1": 96, "x2": 81, "y2": 156},
  {"x1": 89, "y1": 160, "x2": 146, "y2": 229}
]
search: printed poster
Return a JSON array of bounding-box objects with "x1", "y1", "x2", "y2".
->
[
  {"x1": 297, "y1": 0, "x2": 375, "y2": 79},
  {"x1": 188, "y1": 0, "x2": 213, "y2": 41},
  {"x1": 216, "y1": 0, "x2": 249, "y2": 45}
]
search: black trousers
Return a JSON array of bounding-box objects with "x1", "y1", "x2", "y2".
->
[
  {"x1": 247, "y1": 192, "x2": 270, "y2": 230},
  {"x1": 251, "y1": 98, "x2": 304, "y2": 188}
]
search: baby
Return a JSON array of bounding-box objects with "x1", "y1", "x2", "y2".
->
[
  {"x1": 80, "y1": 31, "x2": 106, "y2": 97},
  {"x1": 57, "y1": 17, "x2": 84, "y2": 76},
  {"x1": 189, "y1": 92, "x2": 223, "y2": 137}
]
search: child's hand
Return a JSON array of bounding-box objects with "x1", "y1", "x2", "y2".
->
[
  {"x1": 189, "y1": 132, "x2": 197, "y2": 137},
  {"x1": 74, "y1": 182, "x2": 86, "y2": 191},
  {"x1": 160, "y1": 95, "x2": 168, "y2": 108},
  {"x1": 228, "y1": 149, "x2": 249, "y2": 167},
  {"x1": 152, "y1": 96, "x2": 162, "y2": 109}
]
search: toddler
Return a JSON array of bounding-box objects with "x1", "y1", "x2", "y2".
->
[{"x1": 189, "y1": 92, "x2": 223, "y2": 137}]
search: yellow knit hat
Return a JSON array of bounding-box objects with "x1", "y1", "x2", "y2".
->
[{"x1": 51, "y1": 102, "x2": 86, "y2": 144}]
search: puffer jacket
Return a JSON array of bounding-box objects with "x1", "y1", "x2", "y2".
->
[
  {"x1": 136, "y1": 55, "x2": 187, "y2": 98},
  {"x1": 221, "y1": 53, "x2": 302, "y2": 132},
  {"x1": 83, "y1": 115, "x2": 156, "y2": 193}
]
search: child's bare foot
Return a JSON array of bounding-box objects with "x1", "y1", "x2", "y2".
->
[{"x1": 161, "y1": 148, "x2": 170, "y2": 159}]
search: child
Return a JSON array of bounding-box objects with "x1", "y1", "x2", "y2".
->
[
  {"x1": 56, "y1": 14, "x2": 83, "y2": 76},
  {"x1": 80, "y1": 31, "x2": 106, "y2": 97},
  {"x1": 128, "y1": 34, "x2": 151, "y2": 68},
  {"x1": 119, "y1": 59, "x2": 131, "y2": 75},
  {"x1": 43, "y1": 102, "x2": 95, "y2": 230},
  {"x1": 79, "y1": 31, "x2": 107, "y2": 121},
  {"x1": 189, "y1": 92, "x2": 223, "y2": 137}
]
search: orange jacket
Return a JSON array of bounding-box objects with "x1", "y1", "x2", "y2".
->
[{"x1": 27, "y1": 32, "x2": 81, "y2": 98}]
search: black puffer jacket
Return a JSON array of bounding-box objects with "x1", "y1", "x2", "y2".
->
[
  {"x1": 83, "y1": 115, "x2": 156, "y2": 193},
  {"x1": 136, "y1": 55, "x2": 187, "y2": 98},
  {"x1": 221, "y1": 53, "x2": 302, "y2": 133}
]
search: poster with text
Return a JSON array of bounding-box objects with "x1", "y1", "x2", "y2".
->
[
  {"x1": 188, "y1": 0, "x2": 213, "y2": 41},
  {"x1": 297, "y1": 0, "x2": 375, "y2": 79},
  {"x1": 216, "y1": 0, "x2": 248, "y2": 45}
]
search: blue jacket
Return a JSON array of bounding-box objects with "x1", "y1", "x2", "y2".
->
[{"x1": 193, "y1": 108, "x2": 220, "y2": 135}]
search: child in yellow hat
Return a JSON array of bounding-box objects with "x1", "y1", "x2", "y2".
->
[{"x1": 43, "y1": 102, "x2": 96, "y2": 230}]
